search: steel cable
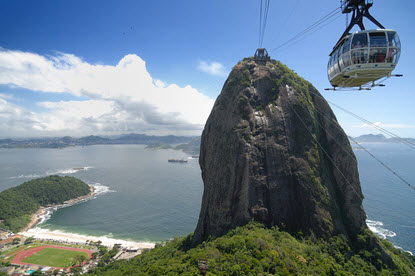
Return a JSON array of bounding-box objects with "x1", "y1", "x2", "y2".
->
[{"x1": 271, "y1": 7, "x2": 341, "y2": 52}]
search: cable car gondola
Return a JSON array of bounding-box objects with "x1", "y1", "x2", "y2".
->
[{"x1": 327, "y1": 0, "x2": 402, "y2": 90}]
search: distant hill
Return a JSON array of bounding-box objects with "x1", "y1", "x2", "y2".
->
[
  {"x1": 145, "y1": 142, "x2": 174, "y2": 150},
  {"x1": 351, "y1": 134, "x2": 415, "y2": 144},
  {"x1": 175, "y1": 136, "x2": 201, "y2": 154},
  {"x1": 0, "y1": 134, "x2": 195, "y2": 149},
  {"x1": 0, "y1": 176, "x2": 90, "y2": 233}
]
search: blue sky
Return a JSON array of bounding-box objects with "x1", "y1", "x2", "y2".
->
[{"x1": 0, "y1": 0, "x2": 414, "y2": 138}]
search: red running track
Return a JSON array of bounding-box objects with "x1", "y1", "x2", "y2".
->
[{"x1": 12, "y1": 245, "x2": 93, "y2": 268}]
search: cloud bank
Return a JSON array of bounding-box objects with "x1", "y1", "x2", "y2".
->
[{"x1": 0, "y1": 49, "x2": 215, "y2": 137}]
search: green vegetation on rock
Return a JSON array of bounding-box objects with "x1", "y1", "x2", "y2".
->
[
  {"x1": 0, "y1": 175, "x2": 90, "y2": 232},
  {"x1": 86, "y1": 223, "x2": 415, "y2": 276}
]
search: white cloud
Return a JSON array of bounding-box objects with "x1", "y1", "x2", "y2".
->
[
  {"x1": 0, "y1": 98, "x2": 40, "y2": 134},
  {"x1": 0, "y1": 93, "x2": 14, "y2": 100},
  {"x1": 359, "y1": 122, "x2": 415, "y2": 129},
  {"x1": 154, "y1": 79, "x2": 166, "y2": 88},
  {"x1": 197, "y1": 61, "x2": 228, "y2": 76},
  {"x1": 0, "y1": 48, "x2": 216, "y2": 137}
]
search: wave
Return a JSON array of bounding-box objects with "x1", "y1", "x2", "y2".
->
[
  {"x1": 8, "y1": 166, "x2": 93, "y2": 179},
  {"x1": 366, "y1": 220, "x2": 396, "y2": 239},
  {"x1": 18, "y1": 181, "x2": 150, "y2": 248},
  {"x1": 366, "y1": 219, "x2": 413, "y2": 255},
  {"x1": 394, "y1": 245, "x2": 413, "y2": 256},
  {"x1": 8, "y1": 173, "x2": 44, "y2": 179},
  {"x1": 20, "y1": 227, "x2": 155, "y2": 248},
  {"x1": 47, "y1": 166, "x2": 93, "y2": 175},
  {"x1": 37, "y1": 182, "x2": 114, "y2": 226},
  {"x1": 88, "y1": 181, "x2": 114, "y2": 196}
]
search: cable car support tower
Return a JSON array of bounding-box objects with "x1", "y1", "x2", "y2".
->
[{"x1": 338, "y1": 0, "x2": 384, "y2": 43}]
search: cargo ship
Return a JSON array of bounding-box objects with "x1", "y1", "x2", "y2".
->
[{"x1": 168, "y1": 159, "x2": 188, "y2": 163}]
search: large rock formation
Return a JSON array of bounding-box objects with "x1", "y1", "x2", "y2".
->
[{"x1": 193, "y1": 58, "x2": 367, "y2": 243}]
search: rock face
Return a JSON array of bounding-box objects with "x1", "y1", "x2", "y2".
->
[{"x1": 193, "y1": 58, "x2": 367, "y2": 243}]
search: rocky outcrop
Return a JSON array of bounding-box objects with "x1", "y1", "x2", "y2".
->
[{"x1": 193, "y1": 58, "x2": 367, "y2": 243}]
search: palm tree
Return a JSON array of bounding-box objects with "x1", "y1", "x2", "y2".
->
[
  {"x1": 91, "y1": 252, "x2": 99, "y2": 259},
  {"x1": 72, "y1": 254, "x2": 86, "y2": 266}
]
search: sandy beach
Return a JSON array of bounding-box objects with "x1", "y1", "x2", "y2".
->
[
  {"x1": 21, "y1": 208, "x2": 46, "y2": 232},
  {"x1": 21, "y1": 185, "x2": 95, "y2": 232},
  {"x1": 18, "y1": 228, "x2": 155, "y2": 249},
  {"x1": 18, "y1": 184, "x2": 155, "y2": 249}
]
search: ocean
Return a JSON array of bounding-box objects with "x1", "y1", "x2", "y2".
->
[{"x1": 0, "y1": 143, "x2": 413, "y2": 253}]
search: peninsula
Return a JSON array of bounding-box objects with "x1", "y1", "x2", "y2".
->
[{"x1": 0, "y1": 175, "x2": 92, "y2": 233}]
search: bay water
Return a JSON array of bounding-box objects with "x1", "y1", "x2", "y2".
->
[{"x1": 0, "y1": 143, "x2": 413, "y2": 253}]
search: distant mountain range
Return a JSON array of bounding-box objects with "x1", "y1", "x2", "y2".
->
[
  {"x1": 350, "y1": 134, "x2": 415, "y2": 144},
  {"x1": 2, "y1": 133, "x2": 412, "y2": 149},
  {"x1": 0, "y1": 134, "x2": 196, "y2": 149}
]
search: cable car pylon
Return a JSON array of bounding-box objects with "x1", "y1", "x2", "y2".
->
[{"x1": 339, "y1": 0, "x2": 384, "y2": 43}]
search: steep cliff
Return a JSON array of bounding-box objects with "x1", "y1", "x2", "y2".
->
[
  {"x1": 194, "y1": 58, "x2": 367, "y2": 243},
  {"x1": 85, "y1": 58, "x2": 415, "y2": 276}
]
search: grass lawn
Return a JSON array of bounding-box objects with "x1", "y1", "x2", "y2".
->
[
  {"x1": 3, "y1": 245, "x2": 29, "y2": 258},
  {"x1": 22, "y1": 248, "x2": 89, "y2": 267},
  {"x1": 4, "y1": 253, "x2": 17, "y2": 260}
]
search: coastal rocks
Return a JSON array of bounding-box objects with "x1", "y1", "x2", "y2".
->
[{"x1": 193, "y1": 58, "x2": 367, "y2": 243}]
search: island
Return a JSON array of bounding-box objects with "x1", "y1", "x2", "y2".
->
[
  {"x1": 0, "y1": 175, "x2": 92, "y2": 233},
  {"x1": 145, "y1": 142, "x2": 174, "y2": 150}
]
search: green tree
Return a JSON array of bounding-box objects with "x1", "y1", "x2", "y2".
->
[
  {"x1": 99, "y1": 246, "x2": 108, "y2": 256},
  {"x1": 70, "y1": 266, "x2": 82, "y2": 274},
  {"x1": 84, "y1": 223, "x2": 415, "y2": 276},
  {"x1": 24, "y1": 237, "x2": 35, "y2": 244},
  {"x1": 31, "y1": 270, "x2": 43, "y2": 276},
  {"x1": 0, "y1": 261, "x2": 11, "y2": 267},
  {"x1": 72, "y1": 255, "x2": 83, "y2": 266},
  {"x1": 12, "y1": 237, "x2": 20, "y2": 244},
  {"x1": 0, "y1": 176, "x2": 90, "y2": 233},
  {"x1": 101, "y1": 253, "x2": 111, "y2": 263}
]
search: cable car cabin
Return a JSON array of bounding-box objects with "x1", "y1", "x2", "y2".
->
[{"x1": 328, "y1": 29, "x2": 401, "y2": 88}]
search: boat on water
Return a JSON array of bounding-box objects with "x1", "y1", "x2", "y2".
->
[{"x1": 168, "y1": 159, "x2": 188, "y2": 163}]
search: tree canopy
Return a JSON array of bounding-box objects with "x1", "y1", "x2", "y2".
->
[
  {"x1": 0, "y1": 175, "x2": 90, "y2": 232},
  {"x1": 86, "y1": 223, "x2": 415, "y2": 276}
]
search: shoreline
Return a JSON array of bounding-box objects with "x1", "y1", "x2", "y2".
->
[
  {"x1": 18, "y1": 228, "x2": 155, "y2": 249},
  {"x1": 21, "y1": 185, "x2": 96, "y2": 233},
  {"x1": 18, "y1": 184, "x2": 155, "y2": 249}
]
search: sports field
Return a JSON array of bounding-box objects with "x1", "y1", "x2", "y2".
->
[{"x1": 13, "y1": 245, "x2": 92, "y2": 268}]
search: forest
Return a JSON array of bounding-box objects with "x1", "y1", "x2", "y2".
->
[
  {"x1": 0, "y1": 175, "x2": 90, "y2": 233},
  {"x1": 86, "y1": 222, "x2": 415, "y2": 276}
]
